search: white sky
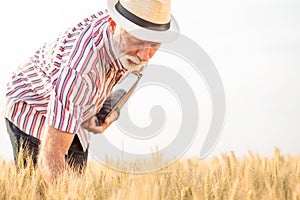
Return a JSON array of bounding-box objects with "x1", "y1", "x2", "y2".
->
[{"x1": 0, "y1": 0, "x2": 299, "y2": 160}]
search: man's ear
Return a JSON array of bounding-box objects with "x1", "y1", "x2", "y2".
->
[{"x1": 108, "y1": 17, "x2": 116, "y2": 35}]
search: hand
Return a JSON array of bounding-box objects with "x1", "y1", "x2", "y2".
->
[{"x1": 82, "y1": 110, "x2": 119, "y2": 134}]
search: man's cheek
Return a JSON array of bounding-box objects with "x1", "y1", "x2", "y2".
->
[{"x1": 121, "y1": 43, "x2": 134, "y2": 54}]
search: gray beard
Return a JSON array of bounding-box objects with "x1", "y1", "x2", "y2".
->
[
  {"x1": 112, "y1": 31, "x2": 147, "y2": 71},
  {"x1": 119, "y1": 54, "x2": 147, "y2": 71}
]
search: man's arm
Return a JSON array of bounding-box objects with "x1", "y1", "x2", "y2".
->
[
  {"x1": 38, "y1": 125, "x2": 74, "y2": 181},
  {"x1": 39, "y1": 116, "x2": 118, "y2": 182}
]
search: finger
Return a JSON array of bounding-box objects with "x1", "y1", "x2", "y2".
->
[
  {"x1": 97, "y1": 125, "x2": 106, "y2": 133},
  {"x1": 82, "y1": 116, "x2": 105, "y2": 134},
  {"x1": 90, "y1": 122, "x2": 107, "y2": 134},
  {"x1": 105, "y1": 111, "x2": 119, "y2": 123},
  {"x1": 82, "y1": 116, "x2": 96, "y2": 128},
  {"x1": 98, "y1": 121, "x2": 112, "y2": 132}
]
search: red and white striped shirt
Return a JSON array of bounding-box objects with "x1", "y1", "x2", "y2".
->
[{"x1": 5, "y1": 10, "x2": 130, "y2": 151}]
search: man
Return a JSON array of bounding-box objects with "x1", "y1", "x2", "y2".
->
[{"x1": 4, "y1": 0, "x2": 179, "y2": 180}]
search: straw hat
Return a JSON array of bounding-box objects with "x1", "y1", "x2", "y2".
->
[{"x1": 107, "y1": 0, "x2": 180, "y2": 43}]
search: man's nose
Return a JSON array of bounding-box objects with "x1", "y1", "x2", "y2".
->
[{"x1": 137, "y1": 47, "x2": 151, "y2": 62}]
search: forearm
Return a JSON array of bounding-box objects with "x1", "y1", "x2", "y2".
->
[
  {"x1": 38, "y1": 147, "x2": 67, "y2": 180},
  {"x1": 38, "y1": 125, "x2": 74, "y2": 181}
]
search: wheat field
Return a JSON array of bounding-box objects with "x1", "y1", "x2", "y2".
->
[{"x1": 0, "y1": 148, "x2": 299, "y2": 200}]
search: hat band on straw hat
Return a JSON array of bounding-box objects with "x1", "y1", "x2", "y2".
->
[{"x1": 115, "y1": 1, "x2": 171, "y2": 31}]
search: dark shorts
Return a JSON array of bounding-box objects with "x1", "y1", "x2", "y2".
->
[{"x1": 5, "y1": 118, "x2": 88, "y2": 172}]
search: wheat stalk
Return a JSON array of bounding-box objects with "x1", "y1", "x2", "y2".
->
[{"x1": 0, "y1": 148, "x2": 299, "y2": 200}]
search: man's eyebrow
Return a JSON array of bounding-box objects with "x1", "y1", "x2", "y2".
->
[
  {"x1": 134, "y1": 39, "x2": 160, "y2": 46},
  {"x1": 131, "y1": 39, "x2": 149, "y2": 46},
  {"x1": 133, "y1": 40, "x2": 145, "y2": 44}
]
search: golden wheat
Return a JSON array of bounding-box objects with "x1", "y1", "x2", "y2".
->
[{"x1": 0, "y1": 148, "x2": 299, "y2": 200}]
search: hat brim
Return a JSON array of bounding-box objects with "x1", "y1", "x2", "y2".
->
[{"x1": 107, "y1": 0, "x2": 180, "y2": 43}]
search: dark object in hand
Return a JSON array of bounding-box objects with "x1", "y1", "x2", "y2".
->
[{"x1": 95, "y1": 89, "x2": 127, "y2": 126}]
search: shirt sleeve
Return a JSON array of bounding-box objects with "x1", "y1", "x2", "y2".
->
[
  {"x1": 47, "y1": 66, "x2": 90, "y2": 134},
  {"x1": 46, "y1": 21, "x2": 97, "y2": 133}
]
